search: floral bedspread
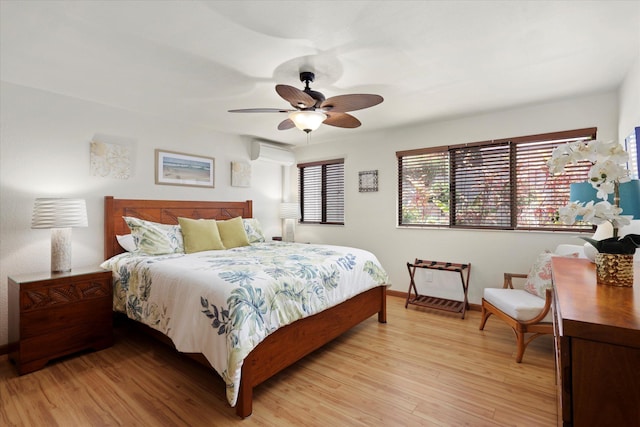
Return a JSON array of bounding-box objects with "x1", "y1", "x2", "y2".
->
[{"x1": 100, "y1": 242, "x2": 388, "y2": 406}]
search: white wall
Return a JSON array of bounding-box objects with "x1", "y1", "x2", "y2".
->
[
  {"x1": 0, "y1": 82, "x2": 285, "y2": 347},
  {"x1": 619, "y1": 49, "x2": 640, "y2": 141},
  {"x1": 292, "y1": 91, "x2": 620, "y2": 305}
]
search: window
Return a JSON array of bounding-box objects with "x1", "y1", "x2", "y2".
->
[
  {"x1": 298, "y1": 158, "x2": 344, "y2": 225},
  {"x1": 625, "y1": 126, "x2": 639, "y2": 179},
  {"x1": 397, "y1": 128, "x2": 597, "y2": 231}
]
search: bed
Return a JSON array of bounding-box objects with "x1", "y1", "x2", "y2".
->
[{"x1": 103, "y1": 196, "x2": 388, "y2": 418}]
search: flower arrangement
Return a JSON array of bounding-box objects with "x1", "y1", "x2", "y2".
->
[{"x1": 547, "y1": 139, "x2": 640, "y2": 255}]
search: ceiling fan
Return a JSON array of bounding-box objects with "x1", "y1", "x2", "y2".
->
[{"x1": 228, "y1": 71, "x2": 383, "y2": 133}]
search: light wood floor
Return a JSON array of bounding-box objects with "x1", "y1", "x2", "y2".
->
[{"x1": 0, "y1": 296, "x2": 557, "y2": 426}]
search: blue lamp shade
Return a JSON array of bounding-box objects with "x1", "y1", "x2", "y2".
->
[{"x1": 569, "y1": 179, "x2": 640, "y2": 219}]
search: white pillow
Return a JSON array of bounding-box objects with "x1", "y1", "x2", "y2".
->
[
  {"x1": 116, "y1": 234, "x2": 137, "y2": 252},
  {"x1": 242, "y1": 218, "x2": 266, "y2": 243},
  {"x1": 523, "y1": 251, "x2": 578, "y2": 298}
]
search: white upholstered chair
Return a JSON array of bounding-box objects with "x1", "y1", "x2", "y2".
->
[{"x1": 479, "y1": 245, "x2": 585, "y2": 363}]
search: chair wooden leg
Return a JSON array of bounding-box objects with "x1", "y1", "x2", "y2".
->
[
  {"x1": 479, "y1": 304, "x2": 491, "y2": 330},
  {"x1": 515, "y1": 329, "x2": 525, "y2": 363},
  {"x1": 480, "y1": 292, "x2": 553, "y2": 363}
]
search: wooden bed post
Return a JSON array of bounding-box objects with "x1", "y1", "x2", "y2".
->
[
  {"x1": 378, "y1": 285, "x2": 388, "y2": 323},
  {"x1": 104, "y1": 196, "x2": 115, "y2": 260},
  {"x1": 236, "y1": 368, "x2": 253, "y2": 418}
]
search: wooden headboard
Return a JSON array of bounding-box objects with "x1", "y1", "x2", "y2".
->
[{"x1": 104, "y1": 196, "x2": 253, "y2": 259}]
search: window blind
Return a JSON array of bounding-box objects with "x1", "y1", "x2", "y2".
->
[
  {"x1": 299, "y1": 159, "x2": 344, "y2": 225},
  {"x1": 397, "y1": 127, "x2": 597, "y2": 231}
]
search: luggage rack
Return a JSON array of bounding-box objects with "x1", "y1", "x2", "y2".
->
[{"x1": 405, "y1": 259, "x2": 471, "y2": 319}]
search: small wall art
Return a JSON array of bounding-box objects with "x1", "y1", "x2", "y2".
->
[
  {"x1": 155, "y1": 149, "x2": 215, "y2": 188},
  {"x1": 231, "y1": 161, "x2": 252, "y2": 187},
  {"x1": 90, "y1": 140, "x2": 132, "y2": 179},
  {"x1": 359, "y1": 170, "x2": 379, "y2": 192}
]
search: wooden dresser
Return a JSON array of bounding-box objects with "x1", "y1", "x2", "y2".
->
[
  {"x1": 8, "y1": 266, "x2": 113, "y2": 374},
  {"x1": 551, "y1": 257, "x2": 640, "y2": 427}
]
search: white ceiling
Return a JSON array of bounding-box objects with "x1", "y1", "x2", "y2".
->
[{"x1": 1, "y1": 1, "x2": 639, "y2": 145}]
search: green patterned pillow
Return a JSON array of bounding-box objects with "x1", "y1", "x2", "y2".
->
[
  {"x1": 243, "y1": 218, "x2": 266, "y2": 243},
  {"x1": 123, "y1": 216, "x2": 184, "y2": 255}
]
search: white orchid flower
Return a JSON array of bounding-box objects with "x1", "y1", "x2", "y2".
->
[
  {"x1": 610, "y1": 215, "x2": 632, "y2": 228},
  {"x1": 557, "y1": 202, "x2": 583, "y2": 225},
  {"x1": 588, "y1": 159, "x2": 630, "y2": 198},
  {"x1": 573, "y1": 140, "x2": 597, "y2": 162},
  {"x1": 548, "y1": 139, "x2": 632, "y2": 239},
  {"x1": 593, "y1": 140, "x2": 629, "y2": 164},
  {"x1": 557, "y1": 199, "x2": 630, "y2": 228},
  {"x1": 593, "y1": 181, "x2": 616, "y2": 200}
]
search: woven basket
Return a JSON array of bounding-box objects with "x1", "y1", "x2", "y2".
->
[{"x1": 594, "y1": 253, "x2": 635, "y2": 287}]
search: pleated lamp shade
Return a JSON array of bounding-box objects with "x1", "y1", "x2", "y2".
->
[
  {"x1": 279, "y1": 202, "x2": 301, "y2": 219},
  {"x1": 32, "y1": 198, "x2": 88, "y2": 272},
  {"x1": 279, "y1": 202, "x2": 300, "y2": 243},
  {"x1": 32, "y1": 198, "x2": 88, "y2": 228}
]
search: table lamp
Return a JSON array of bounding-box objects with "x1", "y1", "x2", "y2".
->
[
  {"x1": 31, "y1": 198, "x2": 88, "y2": 272},
  {"x1": 279, "y1": 202, "x2": 300, "y2": 243}
]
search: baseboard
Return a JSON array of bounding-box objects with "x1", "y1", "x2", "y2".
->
[
  {"x1": 385, "y1": 288, "x2": 480, "y2": 311},
  {"x1": 386, "y1": 289, "x2": 407, "y2": 299}
]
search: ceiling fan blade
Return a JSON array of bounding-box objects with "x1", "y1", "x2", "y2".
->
[
  {"x1": 278, "y1": 118, "x2": 295, "y2": 130},
  {"x1": 323, "y1": 112, "x2": 361, "y2": 128},
  {"x1": 320, "y1": 94, "x2": 383, "y2": 112},
  {"x1": 228, "y1": 108, "x2": 291, "y2": 113},
  {"x1": 276, "y1": 84, "x2": 316, "y2": 109}
]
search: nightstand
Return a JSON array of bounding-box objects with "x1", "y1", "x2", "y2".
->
[{"x1": 8, "y1": 266, "x2": 113, "y2": 375}]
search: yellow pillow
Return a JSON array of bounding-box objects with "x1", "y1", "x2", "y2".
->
[
  {"x1": 217, "y1": 216, "x2": 251, "y2": 249},
  {"x1": 178, "y1": 217, "x2": 226, "y2": 253}
]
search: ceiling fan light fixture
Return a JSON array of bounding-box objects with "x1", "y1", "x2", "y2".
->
[
  {"x1": 289, "y1": 110, "x2": 327, "y2": 133},
  {"x1": 230, "y1": 72, "x2": 382, "y2": 133}
]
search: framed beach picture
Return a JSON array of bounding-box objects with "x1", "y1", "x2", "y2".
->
[{"x1": 155, "y1": 149, "x2": 215, "y2": 188}]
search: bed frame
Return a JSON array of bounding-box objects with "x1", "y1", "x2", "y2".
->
[{"x1": 104, "y1": 196, "x2": 387, "y2": 418}]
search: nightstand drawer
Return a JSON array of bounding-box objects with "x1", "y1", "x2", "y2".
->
[
  {"x1": 20, "y1": 277, "x2": 111, "y2": 312},
  {"x1": 20, "y1": 296, "x2": 112, "y2": 338},
  {"x1": 19, "y1": 322, "x2": 113, "y2": 364}
]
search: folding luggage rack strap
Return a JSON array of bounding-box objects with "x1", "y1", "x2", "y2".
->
[{"x1": 405, "y1": 259, "x2": 471, "y2": 319}]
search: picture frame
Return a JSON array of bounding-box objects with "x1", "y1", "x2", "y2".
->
[
  {"x1": 231, "y1": 161, "x2": 251, "y2": 187},
  {"x1": 90, "y1": 140, "x2": 132, "y2": 180},
  {"x1": 155, "y1": 149, "x2": 215, "y2": 188},
  {"x1": 359, "y1": 170, "x2": 378, "y2": 192}
]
